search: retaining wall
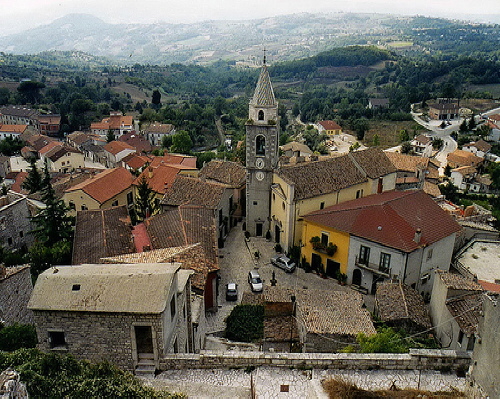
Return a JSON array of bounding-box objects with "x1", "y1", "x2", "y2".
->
[{"x1": 160, "y1": 349, "x2": 471, "y2": 372}]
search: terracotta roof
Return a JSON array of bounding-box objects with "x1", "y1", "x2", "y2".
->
[
  {"x1": 385, "y1": 152, "x2": 429, "y2": 172},
  {"x1": 318, "y1": 120, "x2": 342, "y2": 130},
  {"x1": 150, "y1": 153, "x2": 197, "y2": 169},
  {"x1": 65, "y1": 168, "x2": 134, "y2": 204},
  {"x1": 447, "y1": 150, "x2": 483, "y2": 167},
  {"x1": 250, "y1": 64, "x2": 277, "y2": 107},
  {"x1": 376, "y1": 282, "x2": 432, "y2": 329},
  {"x1": 38, "y1": 114, "x2": 61, "y2": 124},
  {"x1": 133, "y1": 164, "x2": 181, "y2": 194},
  {"x1": 28, "y1": 263, "x2": 192, "y2": 314},
  {"x1": 161, "y1": 175, "x2": 226, "y2": 208},
  {"x1": 304, "y1": 190, "x2": 462, "y2": 253},
  {"x1": 0, "y1": 124, "x2": 28, "y2": 134},
  {"x1": 478, "y1": 280, "x2": 500, "y2": 293},
  {"x1": 143, "y1": 205, "x2": 218, "y2": 266},
  {"x1": 39, "y1": 141, "x2": 63, "y2": 155},
  {"x1": 9, "y1": 172, "x2": 28, "y2": 194},
  {"x1": 145, "y1": 123, "x2": 175, "y2": 134},
  {"x1": 199, "y1": 160, "x2": 246, "y2": 188},
  {"x1": 414, "y1": 134, "x2": 432, "y2": 145},
  {"x1": 452, "y1": 166, "x2": 477, "y2": 177},
  {"x1": 436, "y1": 270, "x2": 483, "y2": 291},
  {"x1": 277, "y1": 149, "x2": 395, "y2": 201},
  {"x1": 91, "y1": 114, "x2": 133, "y2": 130},
  {"x1": 122, "y1": 153, "x2": 152, "y2": 170},
  {"x1": 119, "y1": 132, "x2": 153, "y2": 153},
  {"x1": 488, "y1": 114, "x2": 500, "y2": 121},
  {"x1": 281, "y1": 142, "x2": 313, "y2": 155},
  {"x1": 423, "y1": 181, "x2": 441, "y2": 198},
  {"x1": 103, "y1": 140, "x2": 135, "y2": 156},
  {"x1": 257, "y1": 287, "x2": 375, "y2": 336},
  {"x1": 349, "y1": 148, "x2": 397, "y2": 179},
  {"x1": 32, "y1": 135, "x2": 58, "y2": 152},
  {"x1": 446, "y1": 293, "x2": 483, "y2": 335},
  {"x1": 72, "y1": 206, "x2": 134, "y2": 265},
  {"x1": 101, "y1": 243, "x2": 218, "y2": 292},
  {"x1": 67, "y1": 131, "x2": 92, "y2": 146},
  {"x1": 469, "y1": 139, "x2": 491, "y2": 153}
]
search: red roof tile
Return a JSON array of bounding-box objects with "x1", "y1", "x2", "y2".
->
[
  {"x1": 304, "y1": 190, "x2": 462, "y2": 253},
  {"x1": 104, "y1": 140, "x2": 135, "y2": 155},
  {"x1": 318, "y1": 120, "x2": 342, "y2": 130}
]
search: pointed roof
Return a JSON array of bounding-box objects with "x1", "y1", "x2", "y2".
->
[{"x1": 251, "y1": 64, "x2": 277, "y2": 107}]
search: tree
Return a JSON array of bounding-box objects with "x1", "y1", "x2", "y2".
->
[
  {"x1": 459, "y1": 119, "x2": 468, "y2": 133},
  {"x1": 22, "y1": 158, "x2": 43, "y2": 194},
  {"x1": 352, "y1": 118, "x2": 369, "y2": 141},
  {"x1": 400, "y1": 142, "x2": 411, "y2": 154},
  {"x1": 357, "y1": 327, "x2": 411, "y2": 353},
  {"x1": 468, "y1": 116, "x2": 476, "y2": 131},
  {"x1": 372, "y1": 134, "x2": 380, "y2": 146},
  {"x1": 30, "y1": 164, "x2": 73, "y2": 247},
  {"x1": 399, "y1": 129, "x2": 410, "y2": 143},
  {"x1": 151, "y1": 89, "x2": 161, "y2": 108},
  {"x1": 134, "y1": 175, "x2": 157, "y2": 222},
  {"x1": 106, "y1": 129, "x2": 116, "y2": 143},
  {"x1": 0, "y1": 87, "x2": 10, "y2": 105},
  {"x1": 161, "y1": 134, "x2": 173, "y2": 149},
  {"x1": 171, "y1": 131, "x2": 193, "y2": 154},
  {"x1": 432, "y1": 138, "x2": 443, "y2": 150},
  {"x1": 0, "y1": 324, "x2": 37, "y2": 351},
  {"x1": 17, "y1": 80, "x2": 45, "y2": 104}
]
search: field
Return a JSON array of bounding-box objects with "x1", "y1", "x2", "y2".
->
[{"x1": 363, "y1": 120, "x2": 428, "y2": 148}]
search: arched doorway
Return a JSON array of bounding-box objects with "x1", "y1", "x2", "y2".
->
[
  {"x1": 274, "y1": 225, "x2": 281, "y2": 243},
  {"x1": 352, "y1": 269, "x2": 362, "y2": 286}
]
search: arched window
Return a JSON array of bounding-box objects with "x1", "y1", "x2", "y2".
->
[
  {"x1": 256, "y1": 135, "x2": 265, "y2": 155},
  {"x1": 258, "y1": 110, "x2": 264, "y2": 121}
]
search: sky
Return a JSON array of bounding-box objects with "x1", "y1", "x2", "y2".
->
[{"x1": 1, "y1": 0, "x2": 499, "y2": 36}]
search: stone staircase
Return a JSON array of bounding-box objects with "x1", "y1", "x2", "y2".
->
[{"x1": 135, "y1": 353, "x2": 155, "y2": 377}]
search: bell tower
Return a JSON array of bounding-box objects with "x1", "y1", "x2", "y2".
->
[{"x1": 245, "y1": 56, "x2": 279, "y2": 237}]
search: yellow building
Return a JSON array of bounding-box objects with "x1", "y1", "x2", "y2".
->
[
  {"x1": 317, "y1": 120, "x2": 342, "y2": 135},
  {"x1": 270, "y1": 148, "x2": 397, "y2": 251},
  {"x1": 301, "y1": 219, "x2": 350, "y2": 278},
  {"x1": 63, "y1": 168, "x2": 135, "y2": 215}
]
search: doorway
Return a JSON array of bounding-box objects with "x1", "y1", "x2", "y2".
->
[
  {"x1": 352, "y1": 269, "x2": 362, "y2": 286},
  {"x1": 311, "y1": 253, "x2": 322, "y2": 272},
  {"x1": 274, "y1": 225, "x2": 281, "y2": 243},
  {"x1": 256, "y1": 223, "x2": 263, "y2": 237},
  {"x1": 134, "y1": 326, "x2": 154, "y2": 355},
  {"x1": 326, "y1": 259, "x2": 340, "y2": 279}
]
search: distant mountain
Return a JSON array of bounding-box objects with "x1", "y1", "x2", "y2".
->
[{"x1": 0, "y1": 13, "x2": 497, "y2": 66}]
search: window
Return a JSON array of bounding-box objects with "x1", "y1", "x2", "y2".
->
[
  {"x1": 321, "y1": 233, "x2": 329, "y2": 247},
  {"x1": 282, "y1": 201, "x2": 285, "y2": 210},
  {"x1": 256, "y1": 135, "x2": 265, "y2": 155},
  {"x1": 48, "y1": 331, "x2": 66, "y2": 349},
  {"x1": 253, "y1": 201, "x2": 258, "y2": 206},
  {"x1": 356, "y1": 189, "x2": 363, "y2": 199},
  {"x1": 359, "y1": 246, "x2": 370, "y2": 264},
  {"x1": 458, "y1": 330, "x2": 464, "y2": 346},
  {"x1": 320, "y1": 202, "x2": 325, "y2": 210},
  {"x1": 127, "y1": 192, "x2": 133, "y2": 205},
  {"x1": 7, "y1": 237, "x2": 12, "y2": 246},
  {"x1": 170, "y1": 296, "x2": 176, "y2": 319},
  {"x1": 69, "y1": 201, "x2": 76, "y2": 210},
  {"x1": 112, "y1": 200, "x2": 118, "y2": 207},
  {"x1": 81, "y1": 205, "x2": 87, "y2": 211},
  {"x1": 379, "y1": 253, "x2": 391, "y2": 272},
  {"x1": 427, "y1": 248, "x2": 433, "y2": 260},
  {"x1": 19, "y1": 231, "x2": 23, "y2": 238},
  {"x1": 258, "y1": 110, "x2": 264, "y2": 121}
]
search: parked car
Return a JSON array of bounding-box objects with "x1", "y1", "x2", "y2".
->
[
  {"x1": 226, "y1": 283, "x2": 238, "y2": 301},
  {"x1": 248, "y1": 270, "x2": 263, "y2": 292},
  {"x1": 271, "y1": 255, "x2": 296, "y2": 273}
]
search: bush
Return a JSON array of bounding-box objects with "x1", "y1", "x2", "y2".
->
[
  {"x1": 225, "y1": 304, "x2": 264, "y2": 342},
  {"x1": 0, "y1": 324, "x2": 37, "y2": 351}
]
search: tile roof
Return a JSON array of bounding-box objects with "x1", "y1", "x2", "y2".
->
[
  {"x1": 47, "y1": 145, "x2": 82, "y2": 162},
  {"x1": 67, "y1": 131, "x2": 93, "y2": 146},
  {"x1": 0, "y1": 124, "x2": 28, "y2": 134},
  {"x1": 0, "y1": 105, "x2": 39, "y2": 118},
  {"x1": 119, "y1": 132, "x2": 153, "y2": 153},
  {"x1": 446, "y1": 293, "x2": 483, "y2": 335},
  {"x1": 143, "y1": 205, "x2": 218, "y2": 266},
  {"x1": 376, "y1": 282, "x2": 431, "y2": 329},
  {"x1": 38, "y1": 114, "x2": 61, "y2": 124},
  {"x1": 318, "y1": 120, "x2": 342, "y2": 130},
  {"x1": 133, "y1": 164, "x2": 181, "y2": 194},
  {"x1": 91, "y1": 114, "x2": 133, "y2": 130},
  {"x1": 9, "y1": 172, "x2": 28, "y2": 194},
  {"x1": 436, "y1": 270, "x2": 483, "y2": 291},
  {"x1": 199, "y1": 160, "x2": 246, "y2": 188},
  {"x1": 447, "y1": 150, "x2": 483, "y2": 167},
  {"x1": 452, "y1": 166, "x2": 477, "y2": 177},
  {"x1": 423, "y1": 181, "x2": 441, "y2": 198},
  {"x1": 414, "y1": 134, "x2": 432, "y2": 145},
  {"x1": 28, "y1": 263, "x2": 192, "y2": 314},
  {"x1": 385, "y1": 152, "x2": 429, "y2": 173},
  {"x1": 38, "y1": 141, "x2": 63, "y2": 155},
  {"x1": 259, "y1": 287, "x2": 375, "y2": 336},
  {"x1": 32, "y1": 135, "x2": 59, "y2": 152},
  {"x1": 101, "y1": 243, "x2": 218, "y2": 292},
  {"x1": 304, "y1": 190, "x2": 462, "y2": 253},
  {"x1": 71, "y1": 206, "x2": 135, "y2": 265},
  {"x1": 103, "y1": 140, "x2": 135, "y2": 155},
  {"x1": 145, "y1": 123, "x2": 175, "y2": 134},
  {"x1": 277, "y1": 154, "x2": 367, "y2": 201},
  {"x1": 250, "y1": 64, "x2": 277, "y2": 107},
  {"x1": 122, "y1": 154, "x2": 152, "y2": 170},
  {"x1": 161, "y1": 175, "x2": 226, "y2": 208},
  {"x1": 349, "y1": 148, "x2": 397, "y2": 179},
  {"x1": 281, "y1": 141, "x2": 313, "y2": 155},
  {"x1": 65, "y1": 167, "x2": 134, "y2": 204},
  {"x1": 464, "y1": 139, "x2": 492, "y2": 153},
  {"x1": 150, "y1": 153, "x2": 197, "y2": 169}
]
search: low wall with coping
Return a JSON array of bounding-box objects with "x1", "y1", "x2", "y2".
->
[{"x1": 160, "y1": 349, "x2": 471, "y2": 372}]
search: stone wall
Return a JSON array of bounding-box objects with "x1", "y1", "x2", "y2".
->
[
  {"x1": 160, "y1": 349, "x2": 471, "y2": 372},
  {"x1": 0, "y1": 266, "x2": 33, "y2": 325},
  {"x1": 33, "y1": 310, "x2": 163, "y2": 371},
  {"x1": 0, "y1": 193, "x2": 34, "y2": 250}
]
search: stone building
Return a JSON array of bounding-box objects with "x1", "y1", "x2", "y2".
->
[
  {"x1": 0, "y1": 265, "x2": 33, "y2": 326},
  {"x1": 28, "y1": 263, "x2": 194, "y2": 373},
  {"x1": 0, "y1": 191, "x2": 35, "y2": 251}
]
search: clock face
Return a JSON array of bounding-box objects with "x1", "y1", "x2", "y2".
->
[
  {"x1": 256, "y1": 158, "x2": 265, "y2": 169},
  {"x1": 256, "y1": 171, "x2": 265, "y2": 181}
]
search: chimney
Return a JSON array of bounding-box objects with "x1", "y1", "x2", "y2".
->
[
  {"x1": 414, "y1": 228, "x2": 422, "y2": 244},
  {"x1": 148, "y1": 167, "x2": 153, "y2": 179}
]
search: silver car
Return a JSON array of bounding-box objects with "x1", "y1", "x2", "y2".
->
[
  {"x1": 271, "y1": 255, "x2": 296, "y2": 273},
  {"x1": 248, "y1": 270, "x2": 263, "y2": 292}
]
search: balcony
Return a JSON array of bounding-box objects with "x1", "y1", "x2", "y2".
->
[{"x1": 355, "y1": 256, "x2": 391, "y2": 277}]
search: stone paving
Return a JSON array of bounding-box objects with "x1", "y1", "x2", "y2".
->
[{"x1": 143, "y1": 367, "x2": 467, "y2": 398}]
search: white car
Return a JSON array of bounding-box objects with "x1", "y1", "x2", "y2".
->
[
  {"x1": 271, "y1": 255, "x2": 296, "y2": 273},
  {"x1": 248, "y1": 270, "x2": 263, "y2": 292}
]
